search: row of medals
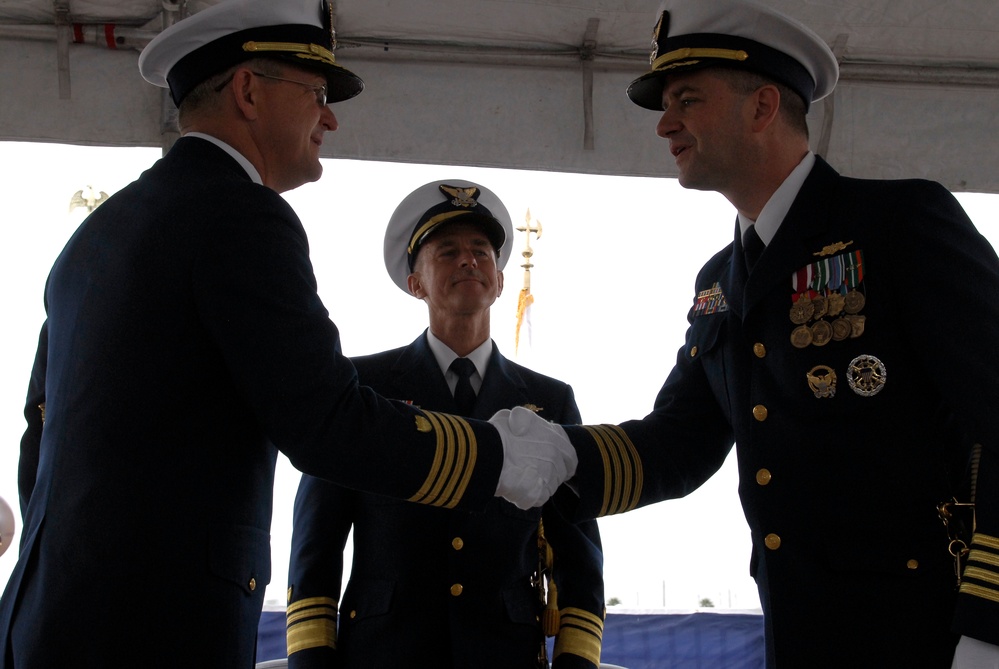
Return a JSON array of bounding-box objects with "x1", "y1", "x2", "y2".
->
[{"x1": 790, "y1": 288, "x2": 866, "y2": 348}]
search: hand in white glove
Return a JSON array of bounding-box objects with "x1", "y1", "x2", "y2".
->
[
  {"x1": 952, "y1": 635, "x2": 999, "y2": 669},
  {"x1": 489, "y1": 406, "x2": 577, "y2": 510}
]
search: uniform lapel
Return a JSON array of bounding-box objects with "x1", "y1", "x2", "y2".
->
[
  {"x1": 391, "y1": 331, "x2": 456, "y2": 411},
  {"x1": 721, "y1": 219, "x2": 747, "y2": 318},
  {"x1": 473, "y1": 346, "x2": 529, "y2": 419},
  {"x1": 743, "y1": 157, "x2": 841, "y2": 315},
  {"x1": 392, "y1": 334, "x2": 531, "y2": 419}
]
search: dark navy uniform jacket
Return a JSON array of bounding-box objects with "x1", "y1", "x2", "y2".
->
[
  {"x1": 0, "y1": 138, "x2": 503, "y2": 669},
  {"x1": 287, "y1": 332, "x2": 604, "y2": 668},
  {"x1": 562, "y1": 157, "x2": 999, "y2": 668}
]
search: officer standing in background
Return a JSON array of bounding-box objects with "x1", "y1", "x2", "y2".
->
[
  {"x1": 287, "y1": 180, "x2": 605, "y2": 669},
  {"x1": 0, "y1": 2, "x2": 574, "y2": 666},
  {"x1": 547, "y1": 0, "x2": 999, "y2": 666}
]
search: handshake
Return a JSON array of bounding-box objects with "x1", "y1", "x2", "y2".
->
[{"x1": 488, "y1": 406, "x2": 577, "y2": 509}]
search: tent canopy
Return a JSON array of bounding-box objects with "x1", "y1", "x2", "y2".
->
[{"x1": 2, "y1": 0, "x2": 998, "y2": 193}]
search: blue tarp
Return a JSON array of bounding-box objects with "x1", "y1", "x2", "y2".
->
[{"x1": 257, "y1": 610, "x2": 765, "y2": 669}]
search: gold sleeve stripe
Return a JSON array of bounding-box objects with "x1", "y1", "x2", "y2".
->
[
  {"x1": 960, "y1": 533, "x2": 999, "y2": 603},
  {"x1": 553, "y1": 607, "x2": 604, "y2": 665},
  {"x1": 413, "y1": 410, "x2": 458, "y2": 505},
  {"x1": 967, "y1": 548, "x2": 999, "y2": 569},
  {"x1": 963, "y1": 565, "x2": 999, "y2": 587},
  {"x1": 286, "y1": 596, "x2": 338, "y2": 654},
  {"x1": 594, "y1": 425, "x2": 623, "y2": 516},
  {"x1": 586, "y1": 425, "x2": 615, "y2": 515},
  {"x1": 287, "y1": 595, "x2": 337, "y2": 620},
  {"x1": 960, "y1": 582, "x2": 999, "y2": 604},
  {"x1": 408, "y1": 410, "x2": 477, "y2": 509},
  {"x1": 584, "y1": 424, "x2": 642, "y2": 516},
  {"x1": 435, "y1": 412, "x2": 475, "y2": 507},
  {"x1": 972, "y1": 533, "x2": 999, "y2": 551}
]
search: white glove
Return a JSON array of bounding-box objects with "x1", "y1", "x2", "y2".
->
[
  {"x1": 952, "y1": 636, "x2": 999, "y2": 668},
  {"x1": 489, "y1": 406, "x2": 577, "y2": 510}
]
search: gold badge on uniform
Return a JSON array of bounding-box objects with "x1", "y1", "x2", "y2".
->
[
  {"x1": 790, "y1": 325, "x2": 812, "y2": 349},
  {"x1": 414, "y1": 415, "x2": 432, "y2": 432},
  {"x1": 812, "y1": 240, "x2": 854, "y2": 257},
  {"x1": 847, "y1": 354, "x2": 887, "y2": 397},
  {"x1": 843, "y1": 289, "x2": 866, "y2": 314},
  {"x1": 789, "y1": 297, "x2": 814, "y2": 324},
  {"x1": 806, "y1": 365, "x2": 837, "y2": 398},
  {"x1": 831, "y1": 317, "x2": 852, "y2": 341},
  {"x1": 810, "y1": 320, "x2": 833, "y2": 346}
]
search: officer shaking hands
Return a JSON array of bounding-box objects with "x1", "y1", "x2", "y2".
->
[
  {"x1": 0, "y1": 1, "x2": 574, "y2": 667},
  {"x1": 541, "y1": 0, "x2": 999, "y2": 667}
]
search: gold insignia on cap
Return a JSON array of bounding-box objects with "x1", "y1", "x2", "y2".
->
[
  {"x1": 407, "y1": 185, "x2": 485, "y2": 255},
  {"x1": 806, "y1": 365, "x2": 837, "y2": 398},
  {"x1": 242, "y1": 41, "x2": 337, "y2": 67},
  {"x1": 649, "y1": 12, "x2": 665, "y2": 64},
  {"x1": 653, "y1": 47, "x2": 748, "y2": 72},
  {"x1": 415, "y1": 415, "x2": 432, "y2": 433},
  {"x1": 813, "y1": 240, "x2": 854, "y2": 257},
  {"x1": 439, "y1": 185, "x2": 480, "y2": 209},
  {"x1": 522, "y1": 404, "x2": 543, "y2": 413},
  {"x1": 847, "y1": 354, "x2": 887, "y2": 397}
]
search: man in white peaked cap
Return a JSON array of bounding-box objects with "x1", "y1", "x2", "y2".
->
[
  {"x1": 0, "y1": 2, "x2": 575, "y2": 667},
  {"x1": 286, "y1": 180, "x2": 605, "y2": 669},
  {"x1": 545, "y1": 0, "x2": 999, "y2": 667}
]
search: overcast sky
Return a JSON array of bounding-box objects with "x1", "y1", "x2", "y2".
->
[{"x1": 2, "y1": 140, "x2": 997, "y2": 612}]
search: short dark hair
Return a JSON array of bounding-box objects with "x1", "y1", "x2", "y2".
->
[{"x1": 715, "y1": 67, "x2": 809, "y2": 138}]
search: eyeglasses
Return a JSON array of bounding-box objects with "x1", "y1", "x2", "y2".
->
[
  {"x1": 251, "y1": 72, "x2": 328, "y2": 107},
  {"x1": 214, "y1": 71, "x2": 328, "y2": 107}
]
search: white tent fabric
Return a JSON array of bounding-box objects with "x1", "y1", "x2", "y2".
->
[{"x1": 1, "y1": 0, "x2": 998, "y2": 193}]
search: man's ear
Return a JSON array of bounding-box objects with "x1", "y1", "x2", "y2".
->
[
  {"x1": 407, "y1": 272, "x2": 426, "y2": 299},
  {"x1": 230, "y1": 67, "x2": 261, "y2": 120},
  {"x1": 496, "y1": 270, "x2": 504, "y2": 298},
  {"x1": 750, "y1": 83, "x2": 781, "y2": 132}
]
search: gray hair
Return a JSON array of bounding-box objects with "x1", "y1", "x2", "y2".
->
[{"x1": 178, "y1": 58, "x2": 286, "y2": 125}]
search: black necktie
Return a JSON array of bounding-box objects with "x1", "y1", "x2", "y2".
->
[
  {"x1": 449, "y1": 358, "x2": 477, "y2": 415},
  {"x1": 743, "y1": 224, "x2": 765, "y2": 271}
]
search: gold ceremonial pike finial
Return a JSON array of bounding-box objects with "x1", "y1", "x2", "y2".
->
[
  {"x1": 517, "y1": 208, "x2": 543, "y2": 281},
  {"x1": 515, "y1": 209, "x2": 543, "y2": 354}
]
